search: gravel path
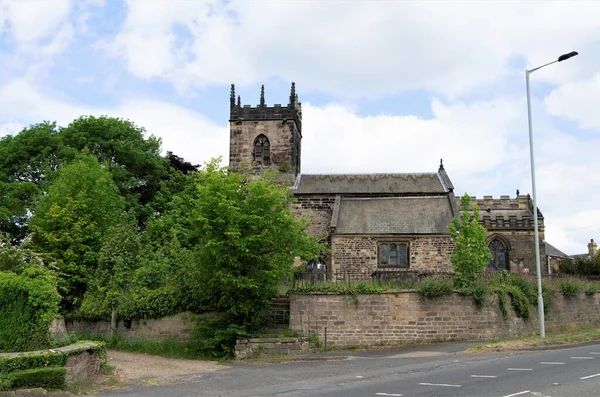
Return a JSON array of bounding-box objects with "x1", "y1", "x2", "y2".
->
[{"x1": 107, "y1": 350, "x2": 228, "y2": 386}]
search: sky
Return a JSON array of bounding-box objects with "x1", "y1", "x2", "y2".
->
[{"x1": 1, "y1": 0, "x2": 599, "y2": 255}]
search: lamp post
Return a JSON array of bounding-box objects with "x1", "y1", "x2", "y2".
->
[{"x1": 526, "y1": 50, "x2": 578, "y2": 338}]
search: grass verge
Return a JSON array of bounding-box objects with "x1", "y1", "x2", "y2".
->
[{"x1": 467, "y1": 325, "x2": 600, "y2": 353}]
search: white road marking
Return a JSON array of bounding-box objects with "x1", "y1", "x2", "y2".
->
[
  {"x1": 507, "y1": 368, "x2": 533, "y2": 371},
  {"x1": 580, "y1": 372, "x2": 600, "y2": 380},
  {"x1": 502, "y1": 391, "x2": 531, "y2": 397},
  {"x1": 588, "y1": 352, "x2": 600, "y2": 355},
  {"x1": 571, "y1": 356, "x2": 593, "y2": 359},
  {"x1": 540, "y1": 362, "x2": 564, "y2": 365},
  {"x1": 356, "y1": 376, "x2": 363, "y2": 378},
  {"x1": 418, "y1": 382, "x2": 461, "y2": 387},
  {"x1": 375, "y1": 393, "x2": 403, "y2": 396},
  {"x1": 470, "y1": 375, "x2": 497, "y2": 378}
]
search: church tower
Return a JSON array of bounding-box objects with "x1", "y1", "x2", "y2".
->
[{"x1": 229, "y1": 82, "x2": 302, "y2": 183}]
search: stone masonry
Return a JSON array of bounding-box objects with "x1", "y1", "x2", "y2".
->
[
  {"x1": 228, "y1": 83, "x2": 302, "y2": 182},
  {"x1": 290, "y1": 291, "x2": 600, "y2": 348},
  {"x1": 234, "y1": 337, "x2": 310, "y2": 360},
  {"x1": 469, "y1": 195, "x2": 546, "y2": 274},
  {"x1": 330, "y1": 236, "x2": 454, "y2": 281},
  {"x1": 65, "y1": 312, "x2": 197, "y2": 341}
]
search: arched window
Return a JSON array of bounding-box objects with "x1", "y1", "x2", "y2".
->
[
  {"x1": 253, "y1": 135, "x2": 270, "y2": 166},
  {"x1": 488, "y1": 239, "x2": 509, "y2": 271}
]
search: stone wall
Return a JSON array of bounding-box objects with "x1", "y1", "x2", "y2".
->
[
  {"x1": 234, "y1": 337, "x2": 310, "y2": 360},
  {"x1": 65, "y1": 312, "x2": 197, "y2": 341},
  {"x1": 292, "y1": 195, "x2": 336, "y2": 240},
  {"x1": 229, "y1": 119, "x2": 301, "y2": 178},
  {"x1": 289, "y1": 292, "x2": 600, "y2": 348},
  {"x1": 487, "y1": 230, "x2": 546, "y2": 275},
  {"x1": 330, "y1": 235, "x2": 454, "y2": 281}
]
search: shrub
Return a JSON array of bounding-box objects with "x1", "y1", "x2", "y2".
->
[
  {"x1": 417, "y1": 277, "x2": 454, "y2": 298},
  {"x1": 458, "y1": 282, "x2": 488, "y2": 308},
  {"x1": 584, "y1": 283, "x2": 597, "y2": 295},
  {"x1": 0, "y1": 268, "x2": 61, "y2": 352},
  {"x1": 0, "y1": 367, "x2": 66, "y2": 391},
  {"x1": 560, "y1": 278, "x2": 583, "y2": 298},
  {"x1": 188, "y1": 315, "x2": 247, "y2": 359}
]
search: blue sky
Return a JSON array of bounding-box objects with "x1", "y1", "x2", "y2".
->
[{"x1": 1, "y1": 0, "x2": 600, "y2": 255}]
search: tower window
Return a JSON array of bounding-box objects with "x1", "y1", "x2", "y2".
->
[{"x1": 253, "y1": 135, "x2": 270, "y2": 166}]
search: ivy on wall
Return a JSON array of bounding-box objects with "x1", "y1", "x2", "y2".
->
[{"x1": 0, "y1": 268, "x2": 61, "y2": 352}]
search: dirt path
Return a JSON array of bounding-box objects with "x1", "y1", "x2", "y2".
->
[{"x1": 107, "y1": 350, "x2": 229, "y2": 386}]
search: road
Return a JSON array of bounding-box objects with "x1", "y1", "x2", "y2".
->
[{"x1": 96, "y1": 342, "x2": 600, "y2": 397}]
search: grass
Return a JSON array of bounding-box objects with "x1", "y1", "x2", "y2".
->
[
  {"x1": 67, "y1": 332, "x2": 213, "y2": 360},
  {"x1": 467, "y1": 324, "x2": 600, "y2": 353}
]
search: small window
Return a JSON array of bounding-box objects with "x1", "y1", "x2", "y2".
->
[
  {"x1": 378, "y1": 242, "x2": 409, "y2": 268},
  {"x1": 253, "y1": 134, "x2": 270, "y2": 166}
]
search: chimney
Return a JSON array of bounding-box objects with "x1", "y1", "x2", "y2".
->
[{"x1": 588, "y1": 238, "x2": 597, "y2": 256}]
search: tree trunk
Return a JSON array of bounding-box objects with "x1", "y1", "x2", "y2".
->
[{"x1": 110, "y1": 308, "x2": 117, "y2": 335}]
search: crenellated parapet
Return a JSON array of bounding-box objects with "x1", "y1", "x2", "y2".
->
[
  {"x1": 229, "y1": 82, "x2": 302, "y2": 134},
  {"x1": 460, "y1": 194, "x2": 544, "y2": 231}
]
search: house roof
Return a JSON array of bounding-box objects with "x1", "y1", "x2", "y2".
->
[
  {"x1": 292, "y1": 172, "x2": 449, "y2": 195},
  {"x1": 333, "y1": 196, "x2": 455, "y2": 235},
  {"x1": 545, "y1": 242, "x2": 568, "y2": 258}
]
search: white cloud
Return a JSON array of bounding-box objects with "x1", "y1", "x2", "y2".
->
[
  {"x1": 544, "y1": 73, "x2": 600, "y2": 130},
  {"x1": 3, "y1": 0, "x2": 71, "y2": 44},
  {"x1": 0, "y1": 78, "x2": 228, "y2": 166},
  {"x1": 103, "y1": 1, "x2": 600, "y2": 98}
]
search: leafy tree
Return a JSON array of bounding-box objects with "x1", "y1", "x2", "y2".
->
[
  {"x1": 87, "y1": 214, "x2": 142, "y2": 330},
  {"x1": 59, "y1": 116, "x2": 167, "y2": 224},
  {"x1": 0, "y1": 122, "x2": 64, "y2": 241},
  {"x1": 448, "y1": 193, "x2": 491, "y2": 289},
  {"x1": 29, "y1": 153, "x2": 125, "y2": 309},
  {"x1": 180, "y1": 158, "x2": 325, "y2": 356},
  {"x1": 0, "y1": 233, "x2": 46, "y2": 274},
  {"x1": 0, "y1": 116, "x2": 194, "y2": 241}
]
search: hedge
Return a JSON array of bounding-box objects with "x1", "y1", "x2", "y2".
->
[
  {"x1": 0, "y1": 268, "x2": 61, "y2": 352},
  {"x1": 0, "y1": 367, "x2": 66, "y2": 391},
  {"x1": 0, "y1": 341, "x2": 105, "y2": 391}
]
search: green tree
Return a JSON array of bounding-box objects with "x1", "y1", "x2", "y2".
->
[
  {"x1": 0, "y1": 233, "x2": 46, "y2": 274},
  {"x1": 87, "y1": 215, "x2": 142, "y2": 331},
  {"x1": 181, "y1": 158, "x2": 325, "y2": 356},
  {"x1": 0, "y1": 116, "x2": 193, "y2": 241},
  {"x1": 448, "y1": 193, "x2": 491, "y2": 289},
  {"x1": 29, "y1": 153, "x2": 125, "y2": 309},
  {"x1": 0, "y1": 122, "x2": 63, "y2": 241},
  {"x1": 59, "y1": 116, "x2": 167, "y2": 224}
]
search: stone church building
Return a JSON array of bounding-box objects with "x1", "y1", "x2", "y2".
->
[{"x1": 229, "y1": 83, "x2": 548, "y2": 281}]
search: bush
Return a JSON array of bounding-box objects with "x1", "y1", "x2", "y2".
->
[
  {"x1": 0, "y1": 268, "x2": 61, "y2": 352},
  {"x1": 458, "y1": 282, "x2": 488, "y2": 308},
  {"x1": 76, "y1": 286, "x2": 183, "y2": 321},
  {"x1": 0, "y1": 367, "x2": 66, "y2": 391},
  {"x1": 560, "y1": 278, "x2": 583, "y2": 298},
  {"x1": 188, "y1": 315, "x2": 247, "y2": 359},
  {"x1": 417, "y1": 277, "x2": 454, "y2": 298}
]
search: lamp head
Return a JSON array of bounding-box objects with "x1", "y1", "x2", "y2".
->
[{"x1": 558, "y1": 51, "x2": 578, "y2": 62}]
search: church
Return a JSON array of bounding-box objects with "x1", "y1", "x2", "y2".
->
[{"x1": 228, "y1": 83, "x2": 550, "y2": 281}]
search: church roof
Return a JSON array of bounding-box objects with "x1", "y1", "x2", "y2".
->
[
  {"x1": 292, "y1": 172, "x2": 450, "y2": 195},
  {"x1": 333, "y1": 196, "x2": 455, "y2": 235},
  {"x1": 545, "y1": 242, "x2": 568, "y2": 258}
]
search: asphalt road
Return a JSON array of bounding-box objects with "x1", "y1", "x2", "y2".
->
[{"x1": 96, "y1": 342, "x2": 600, "y2": 397}]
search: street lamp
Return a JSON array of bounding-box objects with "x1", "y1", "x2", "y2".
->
[{"x1": 526, "y1": 50, "x2": 578, "y2": 339}]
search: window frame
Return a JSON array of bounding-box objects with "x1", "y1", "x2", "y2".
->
[
  {"x1": 487, "y1": 238, "x2": 509, "y2": 271},
  {"x1": 378, "y1": 241, "x2": 410, "y2": 268},
  {"x1": 253, "y1": 134, "x2": 271, "y2": 166}
]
